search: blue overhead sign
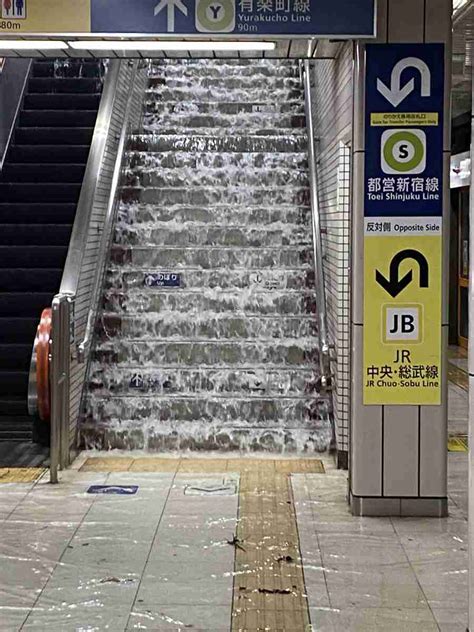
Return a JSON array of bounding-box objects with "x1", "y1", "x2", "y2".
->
[
  {"x1": 364, "y1": 44, "x2": 445, "y2": 218},
  {"x1": 91, "y1": 0, "x2": 375, "y2": 37}
]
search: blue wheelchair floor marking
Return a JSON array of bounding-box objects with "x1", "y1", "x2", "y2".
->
[{"x1": 87, "y1": 485, "x2": 139, "y2": 495}]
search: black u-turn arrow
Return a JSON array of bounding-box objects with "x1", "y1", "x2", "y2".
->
[{"x1": 375, "y1": 249, "x2": 429, "y2": 298}]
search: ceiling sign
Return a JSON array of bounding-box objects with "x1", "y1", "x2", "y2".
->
[{"x1": 0, "y1": 0, "x2": 375, "y2": 37}]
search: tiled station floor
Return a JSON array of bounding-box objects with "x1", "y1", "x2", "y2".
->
[{"x1": 0, "y1": 357, "x2": 469, "y2": 631}]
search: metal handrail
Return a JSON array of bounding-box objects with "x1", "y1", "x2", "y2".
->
[
  {"x1": 77, "y1": 60, "x2": 138, "y2": 362},
  {"x1": 302, "y1": 59, "x2": 332, "y2": 390},
  {"x1": 48, "y1": 59, "x2": 141, "y2": 481},
  {"x1": 58, "y1": 60, "x2": 121, "y2": 298},
  {"x1": 0, "y1": 58, "x2": 31, "y2": 169}
]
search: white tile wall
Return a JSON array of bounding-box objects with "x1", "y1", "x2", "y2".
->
[{"x1": 312, "y1": 43, "x2": 353, "y2": 455}]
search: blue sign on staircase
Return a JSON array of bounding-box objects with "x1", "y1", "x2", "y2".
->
[{"x1": 91, "y1": 0, "x2": 375, "y2": 37}]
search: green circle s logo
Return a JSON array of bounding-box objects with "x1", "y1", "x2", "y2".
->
[
  {"x1": 381, "y1": 129, "x2": 427, "y2": 175},
  {"x1": 196, "y1": 0, "x2": 235, "y2": 32}
]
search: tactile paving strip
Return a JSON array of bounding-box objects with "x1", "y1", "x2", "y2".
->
[
  {"x1": 448, "y1": 436, "x2": 468, "y2": 452},
  {"x1": 0, "y1": 468, "x2": 47, "y2": 483},
  {"x1": 80, "y1": 456, "x2": 324, "y2": 630}
]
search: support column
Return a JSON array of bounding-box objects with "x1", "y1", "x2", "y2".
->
[{"x1": 350, "y1": 0, "x2": 452, "y2": 517}]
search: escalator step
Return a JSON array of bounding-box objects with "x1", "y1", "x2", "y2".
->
[
  {"x1": 24, "y1": 93, "x2": 101, "y2": 110},
  {"x1": 0, "y1": 406, "x2": 31, "y2": 422},
  {"x1": 9, "y1": 144, "x2": 90, "y2": 163},
  {"x1": 0, "y1": 226, "x2": 72, "y2": 246},
  {"x1": 0, "y1": 293, "x2": 55, "y2": 316},
  {"x1": 28, "y1": 77, "x2": 102, "y2": 94},
  {"x1": 15, "y1": 127, "x2": 94, "y2": 146},
  {"x1": 0, "y1": 203, "x2": 77, "y2": 224},
  {"x1": 0, "y1": 269, "x2": 63, "y2": 291},
  {"x1": 0, "y1": 183, "x2": 81, "y2": 203},
  {"x1": 32, "y1": 60, "x2": 103, "y2": 79},
  {"x1": 0, "y1": 318, "x2": 38, "y2": 343},
  {"x1": 20, "y1": 110, "x2": 98, "y2": 128},
  {"x1": 0, "y1": 372, "x2": 29, "y2": 396},
  {"x1": 0, "y1": 163, "x2": 86, "y2": 183},
  {"x1": 0, "y1": 345, "x2": 34, "y2": 370},
  {"x1": 0, "y1": 247, "x2": 68, "y2": 269}
]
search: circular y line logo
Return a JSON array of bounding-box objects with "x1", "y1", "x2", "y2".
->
[{"x1": 196, "y1": 0, "x2": 235, "y2": 32}]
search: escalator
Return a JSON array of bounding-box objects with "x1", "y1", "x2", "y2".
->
[{"x1": 0, "y1": 59, "x2": 104, "y2": 460}]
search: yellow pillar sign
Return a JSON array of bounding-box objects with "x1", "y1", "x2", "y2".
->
[
  {"x1": 363, "y1": 220, "x2": 442, "y2": 406},
  {"x1": 0, "y1": 0, "x2": 90, "y2": 33}
]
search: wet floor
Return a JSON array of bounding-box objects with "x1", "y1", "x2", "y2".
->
[{"x1": 0, "y1": 449, "x2": 468, "y2": 631}]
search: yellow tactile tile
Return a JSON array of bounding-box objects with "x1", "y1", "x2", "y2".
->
[
  {"x1": 129, "y1": 457, "x2": 180, "y2": 472},
  {"x1": 178, "y1": 458, "x2": 229, "y2": 473},
  {"x1": 0, "y1": 468, "x2": 47, "y2": 483},
  {"x1": 81, "y1": 457, "x2": 134, "y2": 472},
  {"x1": 448, "y1": 436, "x2": 468, "y2": 452},
  {"x1": 448, "y1": 363, "x2": 469, "y2": 391}
]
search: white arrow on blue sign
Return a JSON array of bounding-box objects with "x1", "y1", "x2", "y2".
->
[
  {"x1": 154, "y1": 0, "x2": 188, "y2": 32},
  {"x1": 377, "y1": 57, "x2": 432, "y2": 108}
]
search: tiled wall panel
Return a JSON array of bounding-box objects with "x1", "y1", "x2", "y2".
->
[{"x1": 312, "y1": 44, "x2": 353, "y2": 455}]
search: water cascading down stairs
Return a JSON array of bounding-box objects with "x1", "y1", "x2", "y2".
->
[{"x1": 84, "y1": 59, "x2": 331, "y2": 453}]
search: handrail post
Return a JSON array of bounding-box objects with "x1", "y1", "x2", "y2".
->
[
  {"x1": 302, "y1": 60, "x2": 332, "y2": 390},
  {"x1": 50, "y1": 294, "x2": 72, "y2": 483}
]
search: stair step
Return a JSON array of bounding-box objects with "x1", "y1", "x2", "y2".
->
[
  {"x1": 93, "y1": 340, "x2": 318, "y2": 367},
  {"x1": 0, "y1": 318, "x2": 38, "y2": 344},
  {"x1": 127, "y1": 151, "x2": 307, "y2": 171},
  {"x1": 24, "y1": 93, "x2": 101, "y2": 110},
  {"x1": 144, "y1": 101, "x2": 304, "y2": 116},
  {"x1": 0, "y1": 163, "x2": 86, "y2": 184},
  {"x1": 81, "y1": 420, "x2": 326, "y2": 452},
  {"x1": 0, "y1": 247, "x2": 68, "y2": 269},
  {"x1": 89, "y1": 364, "x2": 319, "y2": 397},
  {"x1": 146, "y1": 87, "x2": 304, "y2": 104},
  {"x1": 0, "y1": 345, "x2": 33, "y2": 370},
  {"x1": 98, "y1": 313, "x2": 317, "y2": 341},
  {"x1": 9, "y1": 145, "x2": 90, "y2": 163},
  {"x1": 114, "y1": 224, "x2": 310, "y2": 249},
  {"x1": 128, "y1": 134, "x2": 307, "y2": 153},
  {"x1": 121, "y1": 186, "x2": 309, "y2": 207},
  {"x1": 102, "y1": 289, "x2": 316, "y2": 317},
  {"x1": 28, "y1": 77, "x2": 102, "y2": 94},
  {"x1": 142, "y1": 117, "x2": 306, "y2": 134},
  {"x1": 148, "y1": 68, "x2": 300, "y2": 81},
  {"x1": 0, "y1": 183, "x2": 81, "y2": 203},
  {"x1": 86, "y1": 395, "x2": 324, "y2": 428},
  {"x1": 20, "y1": 110, "x2": 98, "y2": 128},
  {"x1": 0, "y1": 268, "x2": 63, "y2": 292},
  {"x1": 118, "y1": 204, "x2": 311, "y2": 227},
  {"x1": 0, "y1": 293, "x2": 55, "y2": 316},
  {"x1": 109, "y1": 245, "x2": 312, "y2": 270},
  {"x1": 0, "y1": 371, "x2": 29, "y2": 396},
  {"x1": 124, "y1": 165, "x2": 308, "y2": 189},
  {"x1": 14, "y1": 127, "x2": 94, "y2": 146},
  {"x1": 106, "y1": 268, "x2": 314, "y2": 291},
  {"x1": 0, "y1": 203, "x2": 77, "y2": 224}
]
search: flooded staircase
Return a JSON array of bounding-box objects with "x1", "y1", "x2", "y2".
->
[{"x1": 84, "y1": 59, "x2": 331, "y2": 453}]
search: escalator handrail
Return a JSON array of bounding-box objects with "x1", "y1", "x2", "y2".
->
[
  {"x1": 302, "y1": 60, "x2": 333, "y2": 391},
  {"x1": 77, "y1": 61, "x2": 139, "y2": 362},
  {"x1": 58, "y1": 59, "x2": 122, "y2": 299}
]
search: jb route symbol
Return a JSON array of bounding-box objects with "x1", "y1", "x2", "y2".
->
[
  {"x1": 363, "y1": 43, "x2": 444, "y2": 407},
  {"x1": 0, "y1": 0, "x2": 375, "y2": 36}
]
